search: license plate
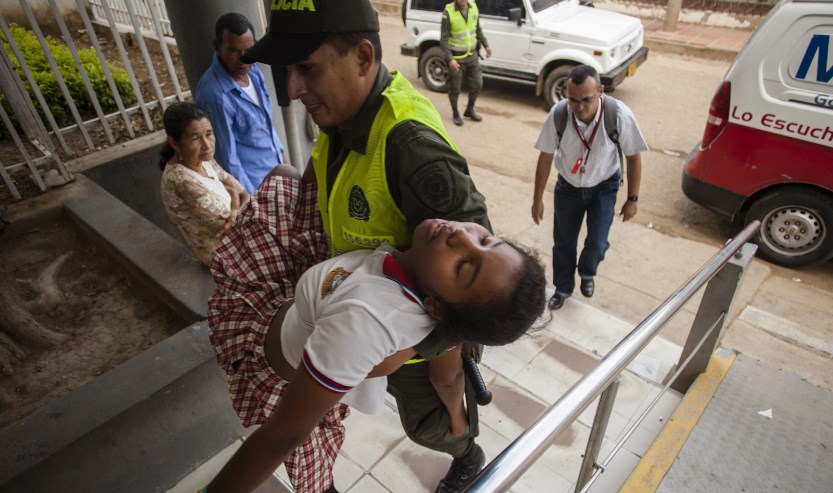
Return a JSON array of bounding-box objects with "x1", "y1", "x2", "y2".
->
[{"x1": 627, "y1": 62, "x2": 638, "y2": 77}]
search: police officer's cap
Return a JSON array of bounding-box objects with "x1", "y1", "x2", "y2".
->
[{"x1": 242, "y1": 0, "x2": 380, "y2": 66}]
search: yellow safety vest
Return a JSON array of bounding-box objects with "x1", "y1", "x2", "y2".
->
[
  {"x1": 445, "y1": 1, "x2": 479, "y2": 59},
  {"x1": 312, "y1": 72, "x2": 459, "y2": 256}
]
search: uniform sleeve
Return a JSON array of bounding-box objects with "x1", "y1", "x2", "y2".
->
[
  {"x1": 534, "y1": 103, "x2": 560, "y2": 154},
  {"x1": 386, "y1": 121, "x2": 492, "y2": 233},
  {"x1": 476, "y1": 14, "x2": 489, "y2": 48},
  {"x1": 440, "y1": 11, "x2": 453, "y2": 61}
]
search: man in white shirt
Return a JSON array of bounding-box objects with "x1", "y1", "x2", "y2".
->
[{"x1": 531, "y1": 65, "x2": 647, "y2": 309}]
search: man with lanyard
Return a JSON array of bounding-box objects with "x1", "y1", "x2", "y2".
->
[
  {"x1": 441, "y1": 0, "x2": 491, "y2": 127},
  {"x1": 531, "y1": 65, "x2": 647, "y2": 310},
  {"x1": 228, "y1": 1, "x2": 492, "y2": 491},
  {"x1": 195, "y1": 12, "x2": 287, "y2": 194}
]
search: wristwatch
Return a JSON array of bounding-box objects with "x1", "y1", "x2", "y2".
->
[{"x1": 627, "y1": 195, "x2": 639, "y2": 203}]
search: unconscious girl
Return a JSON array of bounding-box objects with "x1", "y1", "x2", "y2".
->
[{"x1": 204, "y1": 170, "x2": 547, "y2": 493}]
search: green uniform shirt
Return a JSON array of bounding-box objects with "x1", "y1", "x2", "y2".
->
[{"x1": 440, "y1": 2, "x2": 489, "y2": 63}]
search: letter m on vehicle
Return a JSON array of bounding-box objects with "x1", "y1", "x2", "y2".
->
[{"x1": 795, "y1": 34, "x2": 833, "y2": 83}]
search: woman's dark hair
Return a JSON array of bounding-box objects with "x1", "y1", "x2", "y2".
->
[
  {"x1": 432, "y1": 241, "x2": 548, "y2": 346},
  {"x1": 325, "y1": 31, "x2": 382, "y2": 62},
  {"x1": 158, "y1": 102, "x2": 209, "y2": 170}
]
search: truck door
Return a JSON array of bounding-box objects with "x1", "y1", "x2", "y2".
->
[{"x1": 477, "y1": 0, "x2": 531, "y2": 72}]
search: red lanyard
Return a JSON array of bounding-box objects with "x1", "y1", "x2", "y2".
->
[{"x1": 570, "y1": 98, "x2": 604, "y2": 174}]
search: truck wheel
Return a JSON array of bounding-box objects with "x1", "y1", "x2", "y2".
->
[
  {"x1": 745, "y1": 187, "x2": 833, "y2": 267},
  {"x1": 543, "y1": 64, "x2": 576, "y2": 107},
  {"x1": 419, "y1": 47, "x2": 449, "y2": 93}
]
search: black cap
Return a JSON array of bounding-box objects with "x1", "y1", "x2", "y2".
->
[{"x1": 242, "y1": 0, "x2": 380, "y2": 66}]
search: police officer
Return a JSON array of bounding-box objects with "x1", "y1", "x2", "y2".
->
[
  {"x1": 228, "y1": 1, "x2": 493, "y2": 492},
  {"x1": 441, "y1": 0, "x2": 491, "y2": 126}
]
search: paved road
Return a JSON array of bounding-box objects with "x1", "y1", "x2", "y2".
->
[{"x1": 379, "y1": 13, "x2": 833, "y2": 389}]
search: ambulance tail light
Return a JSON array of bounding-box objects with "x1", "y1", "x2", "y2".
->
[{"x1": 702, "y1": 81, "x2": 731, "y2": 148}]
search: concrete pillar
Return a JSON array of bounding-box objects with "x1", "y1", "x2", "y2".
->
[{"x1": 663, "y1": 0, "x2": 683, "y2": 32}]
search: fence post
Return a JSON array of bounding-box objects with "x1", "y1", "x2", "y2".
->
[
  {"x1": 663, "y1": 0, "x2": 683, "y2": 32},
  {"x1": 671, "y1": 242, "x2": 757, "y2": 393}
]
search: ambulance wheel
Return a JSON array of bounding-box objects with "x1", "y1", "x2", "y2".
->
[
  {"x1": 419, "y1": 47, "x2": 449, "y2": 93},
  {"x1": 745, "y1": 187, "x2": 833, "y2": 268},
  {"x1": 544, "y1": 64, "x2": 576, "y2": 107}
]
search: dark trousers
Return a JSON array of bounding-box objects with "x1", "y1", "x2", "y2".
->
[
  {"x1": 552, "y1": 173, "x2": 620, "y2": 295},
  {"x1": 387, "y1": 361, "x2": 474, "y2": 459},
  {"x1": 448, "y1": 54, "x2": 482, "y2": 107}
]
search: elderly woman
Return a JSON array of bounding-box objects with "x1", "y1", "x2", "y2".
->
[{"x1": 159, "y1": 102, "x2": 249, "y2": 265}]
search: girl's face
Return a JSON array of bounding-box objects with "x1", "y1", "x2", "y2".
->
[
  {"x1": 410, "y1": 219, "x2": 523, "y2": 312},
  {"x1": 169, "y1": 118, "x2": 215, "y2": 166}
]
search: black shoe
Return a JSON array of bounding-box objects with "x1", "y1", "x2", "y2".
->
[
  {"x1": 463, "y1": 108, "x2": 483, "y2": 122},
  {"x1": 580, "y1": 278, "x2": 595, "y2": 298},
  {"x1": 548, "y1": 293, "x2": 568, "y2": 310},
  {"x1": 453, "y1": 113, "x2": 463, "y2": 126},
  {"x1": 435, "y1": 444, "x2": 485, "y2": 493}
]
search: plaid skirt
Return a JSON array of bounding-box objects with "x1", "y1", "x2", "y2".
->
[{"x1": 208, "y1": 176, "x2": 348, "y2": 492}]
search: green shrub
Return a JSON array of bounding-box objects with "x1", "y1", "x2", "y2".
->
[{"x1": 0, "y1": 24, "x2": 136, "y2": 130}]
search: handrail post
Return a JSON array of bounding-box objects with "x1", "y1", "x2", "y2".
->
[
  {"x1": 575, "y1": 376, "x2": 621, "y2": 493},
  {"x1": 671, "y1": 241, "x2": 757, "y2": 393}
]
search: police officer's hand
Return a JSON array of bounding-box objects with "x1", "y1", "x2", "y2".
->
[
  {"x1": 620, "y1": 201, "x2": 638, "y2": 222},
  {"x1": 531, "y1": 199, "x2": 545, "y2": 225},
  {"x1": 449, "y1": 59, "x2": 460, "y2": 72},
  {"x1": 485, "y1": 47, "x2": 492, "y2": 59}
]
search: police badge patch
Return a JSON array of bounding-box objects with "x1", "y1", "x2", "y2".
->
[
  {"x1": 408, "y1": 160, "x2": 455, "y2": 213},
  {"x1": 349, "y1": 185, "x2": 370, "y2": 221}
]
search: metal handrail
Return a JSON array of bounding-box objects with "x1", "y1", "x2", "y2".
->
[{"x1": 465, "y1": 221, "x2": 761, "y2": 492}]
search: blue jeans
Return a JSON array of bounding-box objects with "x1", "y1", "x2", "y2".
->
[{"x1": 552, "y1": 173, "x2": 620, "y2": 296}]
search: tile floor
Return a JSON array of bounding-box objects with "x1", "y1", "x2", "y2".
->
[{"x1": 169, "y1": 293, "x2": 683, "y2": 493}]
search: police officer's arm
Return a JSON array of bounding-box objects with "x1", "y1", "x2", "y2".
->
[
  {"x1": 386, "y1": 121, "x2": 492, "y2": 233},
  {"x1": 440, "y1": 10, "x2": 453, "y2": 62},
  {"x1": 475, "y1": 13, "x2": 491, "y2": 58}
]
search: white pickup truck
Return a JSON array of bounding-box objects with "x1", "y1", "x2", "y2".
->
[{"x1": 400, "y1": 0, "x2": 649, "y2": 106}]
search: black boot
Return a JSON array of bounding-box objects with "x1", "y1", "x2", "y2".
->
[
  {"x1": 464, "y1": 101, "x2": 482, "y2": 122},
  {"x1": 435, "y1": 444, "x2": 485, "y2": 493},
  {"x1": 450, "y1": 95, "x2": 463, "y2": 126}
]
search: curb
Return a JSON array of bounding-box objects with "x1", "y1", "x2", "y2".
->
[{"x1": 644, "y1": 38, "x2": 739, "y2": 62}]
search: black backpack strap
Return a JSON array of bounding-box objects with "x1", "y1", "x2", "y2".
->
[
  {"x1": 602, "y1": 94, "x2": 624, "y2": 185},
  {"x1": 552, "y1": 99, "x2": 569, "y2": 145}
]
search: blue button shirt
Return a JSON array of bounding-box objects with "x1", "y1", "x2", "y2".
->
[{"x1": 195, "y1": 53, "x2": 285, "y2": 194}]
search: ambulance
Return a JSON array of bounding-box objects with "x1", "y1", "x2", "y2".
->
[{"x1": 682, "y1": 0, "x2": 833, "y2": 267}]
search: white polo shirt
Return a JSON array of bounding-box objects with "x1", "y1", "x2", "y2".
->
[
  {"x1": 535, "y1": 97, "x2": 648, "y2": 188},
  {"x1": 280, "y1": 245, "x2": 434, "y2": 414}
]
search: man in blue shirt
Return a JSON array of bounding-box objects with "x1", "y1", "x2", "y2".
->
[{"x1": 195, "y1": 13, "x2": 286, "y2": 194}]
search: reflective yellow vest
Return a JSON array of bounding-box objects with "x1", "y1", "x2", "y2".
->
[
  {"x1": 312, "y1": 72, "x2": 459, "y2": 256},
  {"x1": 445, "y1": 1, "x2": 479, "y2": 59}
]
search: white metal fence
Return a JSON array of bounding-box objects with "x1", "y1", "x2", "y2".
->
[{"x1": 0, "y1": 0, "x2": 185, "y2": 200}]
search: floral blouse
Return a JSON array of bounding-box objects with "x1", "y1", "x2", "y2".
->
[{"x1": 160, "y1": 159, "x2": 242, "y2": 265}]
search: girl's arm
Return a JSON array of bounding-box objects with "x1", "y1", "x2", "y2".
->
[
  {"x1": 206, "y1": 367, "x2": 343, "y2": 493},
  {"x1": 428, "y1": 346, "x2": 468, "y2": 437}
]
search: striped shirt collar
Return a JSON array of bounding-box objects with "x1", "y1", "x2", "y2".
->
[{"x1": 382, "y1": 253, "x2": 423, "y2": 308}]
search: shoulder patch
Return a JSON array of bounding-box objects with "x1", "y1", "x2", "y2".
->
[
  {"x1": 348, "y1": 185, "x2": 370, "y2": 221},
  {"x1": 407, "y1": 159, "x2": 456, "y2": 214},
  {"x1": 321, "y1": 267, "x2": 351, "y2": 298}
]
